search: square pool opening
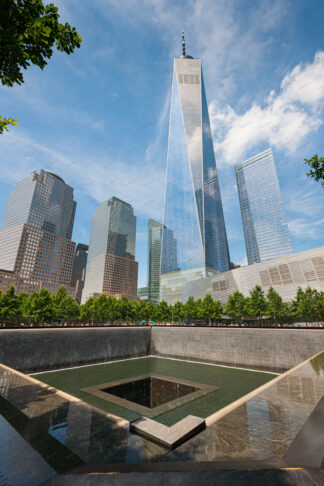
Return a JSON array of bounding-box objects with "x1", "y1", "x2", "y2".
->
[{"x1": 102, "y1": 376, "x2": 199, "y2": 409}]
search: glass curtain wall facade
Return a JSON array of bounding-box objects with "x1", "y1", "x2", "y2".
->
[
  {"x1": 235, "y1": 148, "x2": 293, "y2": 265},
  {"x1": 147, "y1": 219, "x2": 163, "y2": 303},
  {"x1": 160, "y1": 54, "x2": 230, "y2": 292},
  {"x1": 0, "y1": 170, "x2": 76, "y2": 295},
  {"x1": 82, "y1": 197, "x2": 138, "y2": 303},
  {"x1": 71, "y1": 243, "x2": 89, "y2": 303}
]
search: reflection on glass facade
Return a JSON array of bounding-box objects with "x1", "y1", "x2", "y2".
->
[
  {"x1": 235, "y1": 149, "x2": 293, "y2": 265},
  {"x1": 71, "y1": 243, "x2": 89, "y2": 303},
  {"x1": 82, "y1": 197, "x2": 138, "y2": 303},
  {"x1": 161, "y1": 54, "x2": 230, "y2": 281},
  {"x1": 147, "y1": 219, "x2": 163, "y2": 303},
  {"x1": 0, "y1": 170, "x2": 76, "y2": 295}
]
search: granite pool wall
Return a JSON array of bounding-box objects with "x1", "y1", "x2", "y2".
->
[
  {"x1": 151, "y1": 327, "x2": 324, "y2": 372},
  {"x1": 0, "y1": 327, "x2": 151, "y2": 373},
  {"x1": 1, "y1": 327, "x2": 324, "y2": 373}
]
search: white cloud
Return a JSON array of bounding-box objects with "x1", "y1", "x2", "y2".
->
[
  {"x1": 288, "y1": 217, "x2": 324, "y2": 239},
  {"x1": 282, "y1": 51, "x2": 324, "y2": 106},
  {"x1": 210, "y1": 51, "x2": 324, "y2": 164},
  {"x1": 285, "y1": 186, "x2": 324, "y2": 218},
  {"x1": 284, "y1": 185, "x2": 324, "y2": 243},
  {"x1": 145, "y1": 84, "x2": 170, "y2": 164},
  {"x1": 1, "y1": 130, "x2": 165, "y2": 221}
]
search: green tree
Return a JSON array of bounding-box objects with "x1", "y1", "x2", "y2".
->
[
  {"x1": 1, "y1": 0, "x2": 81, "y2": 131},
  {"x1": 16, "y1": 291, "x2": 28, "y2": 323},
  {"x1": 59, "y1": 295, "x2": 80, "y2": 323},
  {"x1": 133, "y1": 300, "x2": 147, "y2": 323},
  {"x1": 171, "y1": 301, "x2": 184, "y2": 322},
  {"x1": 1, "y1": 286, "x2": 19, "y2": 323},
  {"x1": 246, "y1": 286, "x2": 266, "y2": 320},
  {"x1": 142, "y1": 301, "x2": 156, "y2": 322},
  {"x1": 212, "y1": 300, "x2": 223, "y2": 323},
  {"x1": 295, "y1": 287, "x2": 322, "y2": 323},
  {"x1": 304, "y1": 154, "x2": 324, "y2": 187},
  {"x1": 155, "y1": 300, "x2": 170, "y2": 322},
  {"x1": 281, "y1": 301, "x2": 293, "y2": 321},
  {"x1": 265, "y1": 287, "x2": 284, "y2": 323},
  {"x1": 0, "y1": 116, "x2": 17, "y2": 134},
  {"x1": 52, "y1": 285, "x2": 67, "y2": 321},
  {"x1": 225, "y1": 291, "x2": 246, "y2": 322},
  {"x1": 106, "y1": 295, "x2": 119, "y2": 323},
  {"x1": 243, "y1": 297, "x2": 253, "y2": 319},
  {"x1": 117, "y1": 297, "x2": 135, "y2": 323},
  {"x1": 80, "y1": 296, "x2": 96, "y2": 323},
  {"x1": 316, "y1": 291, "x2": 324, "y2": 320},
  {"x1": 198, "y1": 294, "x2": 222, "y2": 326},
  {"x1": 182, "y1": 296, "x2": 198, "y2": 322},
  {"x1": 26, "y1": 288, "x2": 53, "y2": 324},
  {"x1": 291, "y1": 287, "x2": 304, "y2": 320},
  {"x1": 93, "y1": 294, "x2": 109, "y2": 323}
]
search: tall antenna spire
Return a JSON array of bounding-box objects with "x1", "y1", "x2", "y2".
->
[{"x1": 182, "y1": 30, "x2": 186, "y2": 56}]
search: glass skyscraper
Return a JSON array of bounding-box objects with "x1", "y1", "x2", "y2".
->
[
  {"x1": 160, "y1": 36, "x2": 230, "y2": 302},
  {"x1": 147, "y1": 219, "x2": 163, "y2": 303},
  {"x1": 235, "y1": 148, "x2": 293, "y2": 265},
  {"x1": 82, "y1": 197, "x2": 138, "y2": 303},
  {"x1": 0, "y1": 170, "x2": 76, "y2": 294}
]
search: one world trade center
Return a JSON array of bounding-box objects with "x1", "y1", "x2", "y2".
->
[{"x1": 160, "y1": 34, "x2": 230, "y2": 302}]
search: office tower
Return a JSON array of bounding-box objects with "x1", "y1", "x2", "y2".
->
[
  {"x1": 137, "y1": 287, "x2": 149, "y2": 300},
  {"x1": 147, "y1": 219, "x2": 163, "y2": 303},
  {"x1": 71, "y1": 243, "x2": 89, "y2": 303},
  {"x1": 235, "y1": 148, "x2": 293, "y2": 265},
  {"x1": 82, "y1": 197, "x2": 138, "y2": 303},
  {"x1": 160, "y1": 34, "x2": 230, "y2": 303},
  {"x1": 0, "y1": 170, "x2": 76, "y2": 295}
]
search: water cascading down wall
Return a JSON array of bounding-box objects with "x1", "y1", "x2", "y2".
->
[{"x1": 1, "y1": 327, "x2": 324, "y2": 373}]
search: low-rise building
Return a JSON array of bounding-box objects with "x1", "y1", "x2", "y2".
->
[{"x1": 181, "y1": 246, "x2": 324, "y2": 304}]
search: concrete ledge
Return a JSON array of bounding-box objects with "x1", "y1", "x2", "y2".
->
[{"x1": 130, "y1": 415, "x2": 206, "y2": 449}]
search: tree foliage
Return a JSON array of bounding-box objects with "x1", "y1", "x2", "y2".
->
[
  {"x1": 0, "y1": 0, "x2": 82, "y2": 132},
  {"x1": 225, "y1": 291, "x2": 246, "y2": 321},
  {"x1": 198, "y1": 294, "x2": 222, "y2": 325},
  {"x1": 304, "y1": 154, "x2": 324, "y2": 187},
  {"x1": 265, "y1": 287, "x2": 285, "y2": 322},
  {"x1": 246, "y1": 285, "x2": 266, "y2": 319},
  {"x1": 0, "y1": 285, "x2": 323, "y2": 326},
  {"x1": 0, "y1": 0, "x2": 82, "y2": 87},
  {"x1": 293, "y1": 287, "x2": 324, "y2": 323},
  {"x1": 0, "y1": 115, "x2": 18, "y2": 133}
]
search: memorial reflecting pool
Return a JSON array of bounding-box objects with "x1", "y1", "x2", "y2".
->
[
  {"x1": 32, "y1": 357, "x2": 276, "y2": 425},
  {"x1": 0, "y1": 345, "x2": 323, "y2": 485}
]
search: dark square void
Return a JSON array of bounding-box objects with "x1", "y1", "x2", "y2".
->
[{"x1": 102, "y1": 377, "x2": 199, "y2": 408}]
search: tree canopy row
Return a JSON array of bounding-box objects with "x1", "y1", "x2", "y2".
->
[{"x1": 0, "y1": 285, "x2": 323, "y2": 326}]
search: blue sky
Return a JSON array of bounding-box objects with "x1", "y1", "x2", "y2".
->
[{"x1": 1, "y1": 0, "x2": 324, "y2": 288}]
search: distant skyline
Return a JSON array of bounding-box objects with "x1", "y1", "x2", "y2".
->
[{"x1": 1, "y1": 0, "x2": 324, "y2": 287}]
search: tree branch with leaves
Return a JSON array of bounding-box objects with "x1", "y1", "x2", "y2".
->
[
  {"x1": 304, "y1": 154, "x2": 324, "y2": 187},
  {"x1": 0, "y1": 0, "x2": 82, "y2": 133}
]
